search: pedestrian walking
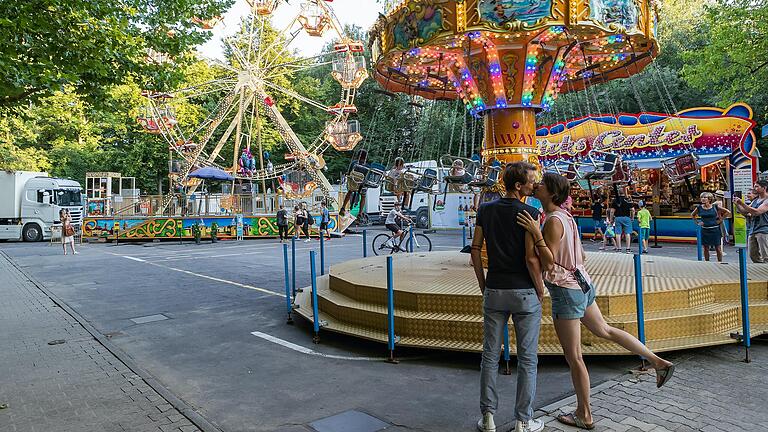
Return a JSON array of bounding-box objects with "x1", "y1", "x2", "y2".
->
[
  {"x1": 591, "y1": 195, "x2": 605, "y2": 242},
  {"x1": 319, "y1": 201, "x2": 331, "y2": 240},
  {"x1": 276, "y1": 205, "x2": 289, "y2": 242},
  {"x1": 735, "y1": 180, "x2": 768, "y2": 263},
  {"x1": 60, "y1": 209, "x2": 78, "y2": 255},
  {"x1": 516, "y1": 173, "x2": 675, "y2": 430},
  {"x1": 610, "y1": 189, "x2": 635, "y2": 254},
  {"x1": 691, "y1": 192, "x2": 731, "y2": 262},
  {"x1": 636, "y1": 200, "x2": 652, "y2": 254},
  {"x1": 470, "y1": 162, "x2": 545, "y2": 432},
  {"x1": 302, "y1": 202, "x2": 312, "y2": 242},
  {"x1": 293, "y1": 205, "x2": 303, "y2": 239}
]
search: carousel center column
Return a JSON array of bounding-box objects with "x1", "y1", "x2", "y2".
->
[{"x1": 483, "y1": 108, "x2": 541, "y2": 168}]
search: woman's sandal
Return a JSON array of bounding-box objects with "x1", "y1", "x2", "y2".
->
[
  {"x1": 656, "y1": 363, "x2": 675, "y2": 388},
  {"x1": 557, "y1": 412, "x2": 594, "y2": 430}
]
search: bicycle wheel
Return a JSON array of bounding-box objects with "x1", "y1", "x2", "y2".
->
[
  {"x1": 412, "y1": 233, "x2": 432, "y2": 252},
  {"x1": 372, "y1": 233, "x2": 395, "y2": 256}
]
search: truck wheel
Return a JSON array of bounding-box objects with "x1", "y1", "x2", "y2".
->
[
  {"x1": 23, "y1": 224, "x2": 43, "y2": 242},
  {"x1": 416, "y1": 209, "x2": 429, "y2": 229}
]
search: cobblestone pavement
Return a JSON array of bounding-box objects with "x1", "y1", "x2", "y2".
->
[
  {"x1": 536, "y1": 343, "x2": 768, "y2": 431},
  {"x1": 0, "y1": 252, "x2": 203, "y2": 432}
]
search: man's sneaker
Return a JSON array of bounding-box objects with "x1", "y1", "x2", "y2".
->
[
  {"x1": 477, "y1": 412, "x2": 496, "y2": 432},
  {"x1": 515, "y1": 418, "x2": 544, "y2": 432}
]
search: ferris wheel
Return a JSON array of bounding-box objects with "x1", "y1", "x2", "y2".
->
[{"x1": 138, "y1": 0, "x2": 368, "y2": 211}]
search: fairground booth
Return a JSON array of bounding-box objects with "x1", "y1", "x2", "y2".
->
[{"x1": 537, "y1": 103, "x2": 760, "y2": 242}]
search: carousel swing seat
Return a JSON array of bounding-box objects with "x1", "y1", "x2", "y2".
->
[
  {"x1": 440, "y1": 155, "x2": 478, "y2": 187},
  {"x1": 469, "y1": 164, "x2": 501, "y2": 188},
  {"x1": 414, "y1": 168, "x2": 438, "y2": 193},
  {"x1": 662, "y1": 152, "x2": 700, "y2": 184},
  {"x1": 554, "y1": 161, "x2": 582, "y2": 182},
  {"x1": 583, "y1": 151, "x2": 620, "y2": 180},
  {"x1": 363, "y1": 163, "x2": 386, "y2": 189}
]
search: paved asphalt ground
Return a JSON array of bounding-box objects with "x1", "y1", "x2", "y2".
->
[{"x1": 0, "y1": 229, "x2": 761, "y2": 431}]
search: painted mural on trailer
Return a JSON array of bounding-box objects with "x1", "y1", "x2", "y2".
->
[
  {"x1": 83, "y1": 215, "x2": 340, "y2": 240},
  {"x1": 478, "y1": 0, "x2": 552, "y2": 26},
  {"x1": 589, "y1": 0, "x2": 639, "y2": 30}
]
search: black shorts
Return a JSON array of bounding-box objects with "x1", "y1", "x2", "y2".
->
[
  {"x1": 386, "y1": 223, "x2": 400, "y2": 234},
  {"x1": 320, "y1": 222, "x2": 328, "y2": 230}
]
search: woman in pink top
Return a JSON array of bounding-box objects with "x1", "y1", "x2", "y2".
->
[{"x1": 517, "y1": 173, "x2": 674, "y2": 430}]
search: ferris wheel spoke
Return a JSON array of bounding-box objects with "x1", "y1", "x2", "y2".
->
[
  {"x1": 171, "y1": 78, "x2": 237, "y2": 98},
  {"x1": 263, "y1": 81, "x2": 330, "y2": 112}
]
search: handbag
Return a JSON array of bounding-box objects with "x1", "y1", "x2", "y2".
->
[
  {"x1": 553, "y1": 213, "x2": 591, "y2": 294},
  {"x1": 64, "y1": 225, "x2": 75, "y2": 237}
]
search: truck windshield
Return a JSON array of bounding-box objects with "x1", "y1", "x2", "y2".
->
[{"x1": 56, "y1": 190, "x2": 82, "y2": 206}]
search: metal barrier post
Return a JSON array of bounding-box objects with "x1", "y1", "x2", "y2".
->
[
  {"x1": 363, "y1": 229, "x2": 367, "y2": 258},
  {"x1": 462, "y1": 225, "x2": 467, "y2": 248},
  {"x1": 291, "y1": 237, "x2": 296, "y2": 298},
  {"x1": 409, "y1": 225, "x2": 414, "y2": 252},
  {"x1": 502, "y1": 322, "x2": 511, "y2": 375},
  {"x1": 739, "y1": 248, "x2": 751, "y2": 363},
  {"x1": 651, "y1": 217, "x2": 662, "y2": 248},
  {"x1": 310, "y1": 251, "x2": 320, "y2": 344},
  {"x1": 633, "y1": 253, "x2": 647, "y2": 368},
  {"x1": 696, "y1": 225, "x2": 703, "y2": 261},
  {"x1": 283, "y1": 244, "x2": 293, "y2": 324},
  {"x1": 320, "y1": 234, "x2": 325, "y2": 276},
  {"x1": 386, "y1": 255, "x2": 398, "y2": 363}
]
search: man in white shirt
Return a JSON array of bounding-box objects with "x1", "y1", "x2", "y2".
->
[{"x1": 385, "y1": 202, "x2": 412, "y2": 251}]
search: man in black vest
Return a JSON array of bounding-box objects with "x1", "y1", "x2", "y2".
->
[{"x1": 471, "y1": 162, "x2": 544, "y2": 432}]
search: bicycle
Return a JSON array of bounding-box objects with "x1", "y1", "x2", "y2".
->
[{"x1": 372, "y1": 223, "x2": 432, "y2": 255}]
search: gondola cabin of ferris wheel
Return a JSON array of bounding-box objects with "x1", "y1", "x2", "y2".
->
[{"x1": 83, "y1": 0, "x2": 369, "y2": 241}]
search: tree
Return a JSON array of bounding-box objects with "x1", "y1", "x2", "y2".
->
[
  {"x1": 681, "y1": 0, "x2": 768, "y2": 127},
  {"x1": 0, "y1": 0, "x2": 233, "y2": 107}
]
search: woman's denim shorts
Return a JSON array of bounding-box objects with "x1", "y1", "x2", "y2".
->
[{"x1": 545, "y1": 281, "x2": 597, "y2": 320}]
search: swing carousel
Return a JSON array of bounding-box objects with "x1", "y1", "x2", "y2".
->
[{"x1": 293, "y1": 0, "x2": 768, "y2": 355}]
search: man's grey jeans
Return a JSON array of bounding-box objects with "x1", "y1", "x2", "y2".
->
[{"x1": 480, "y1": 288, "x2": 542, "y2": 421}]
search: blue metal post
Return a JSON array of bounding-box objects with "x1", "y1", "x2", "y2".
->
[
  {"x1": 363, "y1": 229, "x2": 367, "y2": 258},
  {"x1": 696, "y1": 225, "x2": 703, "y2": 261},
  {"x1": 633, "y1": 253, "x2": 646, "y2": 346},
  {"x1": 291, "y1": 237, "x2": 296, "y2": 297},
  {"x1": 310, "y1": 251, "x2": 320, "y2": 343},
  {"x1": 739, "y1": 248, "x2": 751, "y2": 362},
  {"x1": 462, "y1": 225, "x2": 467, "y2": 248},
  {"x1": 283, "y1": 244, "x2": 293, "y2": 324},
  {"x1": 409, "y1": 225, "x2": 414, "y2": 252},
  {"x1": 502, "y1": 322, "x2": 511, "y2": 375},
  {"x1": 320, "y1": 234, "x2": 325, "y2": 276},
  {"x1": 386, "y1": 256, "x2": 398, "y2": 363}
]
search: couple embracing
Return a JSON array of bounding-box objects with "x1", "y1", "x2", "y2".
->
[{"x1": 470, "y1": 162, "x2": 675, "y2": 432}]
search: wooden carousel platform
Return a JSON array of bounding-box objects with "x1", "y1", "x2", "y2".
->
[{"x1": 293, "y1": 252, "x2": 768, "y2": 355}]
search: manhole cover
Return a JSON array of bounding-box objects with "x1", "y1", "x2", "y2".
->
[
  {"x1": 129, "y1": 314, "x2": 169, "y2": 324},
  {"x1": 309, "y1": 410, "x2": 389, "y2": 432}
]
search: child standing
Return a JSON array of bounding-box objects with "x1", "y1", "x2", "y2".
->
[
  {"x1": 601, "y1": 219, "x2": 618, "y2": 251},
  {"x1": 637, "y1": 200, "x2": 652, "y2": 254}
]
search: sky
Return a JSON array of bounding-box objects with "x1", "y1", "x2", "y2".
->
[{"x1": 197, "y1": 0, "x2": 384, "y2": 60}]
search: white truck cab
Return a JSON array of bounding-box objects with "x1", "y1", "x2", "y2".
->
[{"x1": 0, "y1": 171, "x2": 83, "y2": 242}]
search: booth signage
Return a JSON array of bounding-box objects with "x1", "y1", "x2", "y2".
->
[{"x1": 537, "y1": 104, "x2": 758, "y2": 167}]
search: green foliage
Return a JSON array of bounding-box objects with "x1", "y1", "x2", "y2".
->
[{"x1": 0, "y1": 0, "x2": 233, "y2": 107}]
